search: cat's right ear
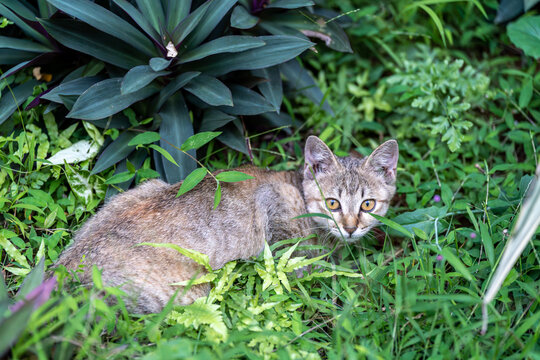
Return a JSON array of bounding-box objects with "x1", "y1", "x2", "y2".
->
[{"x1": 304, "y1": 136, "x2": 339, "y2": 179}]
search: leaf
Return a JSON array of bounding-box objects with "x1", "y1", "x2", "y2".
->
[
  {"x1": 216, "y1": 126, "x2": 249, "y2": 155},
  {"x1": 184, "y1": 75, "x2": 233, "y2": 107},
  {"x1": 253, "y1": 66, "x2": 283, "y2": 112},
  {"x1": 0, "y1": 234, "x2": 30, "y2": 269},
  {"x1": 213, "y1": 182, "x2": 222, "y2": 210},
  {"x1": 280, "y1": 59, "x2": 333, "y2": 114},
  {"x1": 112, "y1": 0, "x2": 161, "y2": 42},
  {"x1": 183, "y1": 0, "x2": 238, "y2": 48},
  {"x1": 266, "y1": 0, "x2": 315, "y2": 9},
  {"x1": 218, "y1": 84, "x2": 274, "y2": 115},
  {"x1": 0, "y1": 36, "x2": 51, "y2": 52},
  {"x1": 91, "y1": 131, "x2": 136, "y2": 174},
  {"x1": 507, "y1": 15, "x2": 540, "y2": 59},
  {"x1": 370, "y1": 213, "x2": 414, "y2": 238},
  {"x1": 479, "y1": 222, "x2": 495, "y2": 267},
  {"x1": 135, "y1": 0, "x2": 165, "y2": 34},
  {"x1": 192, "y1": 35, "x2": 314, "y2": 76},
  {"x1": 149, "y1": 57, "x2": 172, "y2": 71},
  {"x1": 441, "y1": 248, "x2": 473, "y2": 281},
  {"x1": 180, "y1": 131, "x2": 222, "y2": 152},
  {"x1": 39, "y1": 19, "x2": 147, "y2": 69},
  {"x1": 215, "y1": 171, "x2": 254, "y2": 183},
  {"x1": 178, "y1": 36, "x2": 265, "y2": 64},
  {"x1": 156, "y1": 71, "x2": 200, "y2": 111},
  {"x1": 166, "y1": 0, "x2": 192, "y2": 33},
  {"x1": 68, "y1": 78, "x2": 158, "y2": 120},
  {"x1": 391, "y1": 206, "x2": 448, "y2": 236},
  {"x1": 105, "y1": 171, "x2": 135, "y2": 185},
  {"x1": 292, "y1": 212, "x2": 333, "y2": 220},
  {"x1": 138, "y1": 242, "x2": 212, "y2": 272},
  {"x1": 199, "y1": 110, "x2": 236, "y2": 132},
  {"x1": 121, "y1": 65, "x2": 170, "y2": 95},
  {"x1": 46, "y1": 0, "x2": 156, "y2": 56},
  {"x1": 41, "y1": 76, "x2": 103, "y2": 103},
  {"x1": 149, "y1": 144, "x2": 179, "y2": 167},
  {"x1": 46, "y1": 139, "x2": 101, "y2": 165},
  {"x1": 230, "y1": 5, "x2": 259, "y2": 29},
  {"x1": 519, "y1": 77, "x2": 533, "y2": 108},
  {"x1": 177, "y1": 168, "x2": 208, "y2": 197},
  {"x1": 0, "y1": 80, "x2": 37, "y2": 125},
  {"x1": 171, "y1": 0, "x2": 212, "y2": 45},
  {"x1": 128, "y1": 131, "x2": 161, "y2": 146},
  {"x1": 157, "y1": 92, "x2": 196, "y2": 183}
]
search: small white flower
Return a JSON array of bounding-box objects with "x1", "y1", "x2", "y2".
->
[{"x1": 166, "y1": 41, "x2": 178, "y2": 58}]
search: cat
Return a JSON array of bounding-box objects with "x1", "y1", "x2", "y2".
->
[{"x1": 54, "y1": 136, "x2": 398, "y2": 313}]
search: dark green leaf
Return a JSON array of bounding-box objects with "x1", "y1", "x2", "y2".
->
[
  {"x1": 519, "y1": 77, "x2": 533, "y2": 108},
  {"x1": 128, "y1": 131, "x2": 161, "y2": 146},
  {"x1": 42, "y1": 76, "x2": 103, "y2": 103},
  {"x1": 0, "y1": 4, "x2": 48, "y2": 43},
  {"x1": 266, "y1": 0, "x2": 314, "y2": 9},
  {"x1": 166, "y1": 0, "x2": 191, "y2": 33},
  {"x1": 0, "y1": 301, "x2": 35, "y2": 357},
  {"x1": 91, "y1": 131, "x2": 136, "y2": 174},
  {"x1": 178, "y1": 36, "x2": 265, "y2": 64},
  {"x1": 112, "y1": 0, "x2": 161, "y2": 42},
  {"x1": 507, "y1": 15, "x2": 540, "y2": 59},
  {"x1": 280, "y1": 59, "x2": 333, "y2": 114},
  {"x1": 157, "y1": 92, "x2": 196, "y2": 183},
  {"x1": 0, "y1": 80, "x2": 37, "y2": 125},
  {"x1": 39, "y1": 19, "x2": 147, "y2": 69},
  {"x1": 217, "y1": 125, "x2": 249, "y2": 155},
  {"x1": 47, "y1": 0, "x2": 156, "y2": 56},
  {"x1": 230, "y1": 5, "x2": 259, "y2": 29},
  {"x1": 215, "y1": 171, "x2": 254, "y2": 182},
  {"x1": 253, "y1": 66, "x2": 282, "y2": 112},
  {"x1": 156, "y1": 72, "x2": 200, "y2": 110},
  {"x1": 171, "y1": 0, "x2": 212, "y2": 45},
  {"x1": 183, "y1": 0, "x2": 238, "y2": 48},
  {"x1": 105, "y1": 171, "x2": 135, "y2": 184},
  {"x1": 218, "y1": 84, "x2": 274, "y2": 115},
  {"x1": 180, "y1": 131, "x2": 222, "y2": 152},
  {"x1": 0, "y1": 36, "x2": 52, "y2": 52},
  {"x1": 105, "y1": 149, "x2": 147, "y2": 198},
  {"x1": 199, "y1": 110, "x2": 236, "y2": 131},
  {"x1": 184, "y1": 75, "x2": 233, "y2": 107},
  {"x1": 177, "y1": 168, "x2": 207, "y2": 196},
  {"x1": 149, "y1": 57, "x2": 172, "y2": 71},
  {"x1": 135, "y1": 0, "x2": 165, "y2": 34},
  {"x1": 192, "y1": 35, "x2": 313, "y2": 76},
  {"x1": 68, "y1": 78, "x2": 158, "y2": 120},
  {"x1": 121, "y1": 65, "x2": 170, "y2": 95}
]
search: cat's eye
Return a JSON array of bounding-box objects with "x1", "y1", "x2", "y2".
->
[
  {"x1": 361, "y1": 199, "x2": 376, "y2": 212},
  {"x1": 326, "y1": 198, "x2": 341, "y2": 211}
]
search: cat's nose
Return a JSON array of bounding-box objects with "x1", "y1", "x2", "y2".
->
[{"x1": 343, "y1": 226, "x2": 356, "y2": 236}]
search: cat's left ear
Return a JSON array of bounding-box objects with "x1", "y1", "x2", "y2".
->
[{"x1": 364, "y1": 140, "x2": 399, "y2": 184}]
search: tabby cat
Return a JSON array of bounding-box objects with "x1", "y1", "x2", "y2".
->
[{"x1": 55, "y1": 136, "x2": 398, "y2": 313}]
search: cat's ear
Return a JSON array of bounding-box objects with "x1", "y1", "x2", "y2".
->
[
  {"x1": 364, "y1": 140, "x2": 399, "y2": 184},
  {"x1": 304, "y1": 136, "x2": 339, "y2": 179}
]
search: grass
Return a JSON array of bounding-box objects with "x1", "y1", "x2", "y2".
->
[{"x1": 1, "y1": 0, "x2": 539, "y2": 358}]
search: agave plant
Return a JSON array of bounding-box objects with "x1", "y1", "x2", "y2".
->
[{"x1": 0, "y1": 0, "x2": 350, "y2": 187}]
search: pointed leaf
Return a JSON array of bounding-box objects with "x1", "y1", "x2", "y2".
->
[
  {"x1": 135, "y1": 0, "x2": 165, "y2": 34},
  {"x1": 91, "y1": 131, "x2": 136, "y2": 174},
  {"x1": 156, "y1": 71, "x2": 200, "y2": 110},
  {"x1": 0, "y1": 3, "x2": 48, "y2": 43},
  {"x1": 39, "y1": 19, "x2": 147, "y2": 69},
  {"x1": 267, "y1": 0, "x2": 314, "y2": 8},
  {"x1": 42, "y1": 76, "x2": 103, "y2": 103},
  {"x1": 0, "y1": 80, "x2": 37, "y2": 125},
  {"x1": 46, "y1": 0, "x2": 156, "y2": 56},
  {"x1": 253, "y1": 66, "x2": 282, "y2": 112},
  {"x1": 172, "y1": 0, "x2": 212, "y2": 45},
  {"x1": 166, "y1": 0, "x2": 192, "y2": 33},
  {"x1": 150, "y1": 144, "x2": 179, "y2": 167},
  {"x1": 192, "y1": 35, "x2": 314, "y2": 76},
  {"x1": 215, "y1": 171, "x2": 254, "y2": 182},
  {"x1": 149, "y1": 57, "x2": 171, "y2": 71},
  {"x1": 184, "y1": 75, "x2": 233, "y2": 107},
  {"x1": 183, "y1": 0, "x2": 238, "y2": 48},
  {"x1": 128, "y1": 131, "x2": 161, "y2": 146},
  {"x1": 177, "y1": 168, "x2": 208, "y2": 196},
  {"x1": 181, "y1": 131, "x2": 222, "y2": 152},
  {"x1": 217, "y1": 126, "x2": 249, "y2": 155},
  {"x1": 121, "y1": 65, "x2": 170, "y2": 95},
  {"x1": 105, "y1": 171, "x2": 135, "y2": 185},
  {"x1": 158, "y1": 92, "x2": 196, "y2": 183},
  {"x1": 0, "y1": 36, "x2": 52, "y2": 52},
  {"x1": 112, "y1": 0, "x2": 161, "y2": 42},
  {"x1": 178, "y1": 36, "x2": 265, "y2": 64},
  {"x1": 68, "y1": 78, "x2": 158, "y2": 120},
  {"x1": 213, "y1": 182, "x2": 222, "y2": 209},
  {"x1": 200, "y1": 110, "x2": 236, "y2": 131},
  {"x1": 230, "y1": 5, "x2": 259, "y2": 29},
  {"x1": 218, "y1": 84, "x2": 274, "y2": 115}
]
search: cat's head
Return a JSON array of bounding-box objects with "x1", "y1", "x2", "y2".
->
[{"x1": 302, "y1": 136, "x2": 398, "y2": 242}]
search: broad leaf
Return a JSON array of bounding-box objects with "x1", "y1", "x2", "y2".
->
[
  {"x1": 105, "y1": 171, "x2": 135, "y2": 184},
  {"x1": 42, "y1": 76, "x2": 103, "y2": 103},
  {"x1": 218, "y1": 84, "x2": 274, "y2": 115},
  {"x1": 178, "y1": 36, "x2": 265, "y2": 64},
  {"x1": 184, "y1": 75, "x2": 233, "y2": 107},
  {"x1": 230, "y1": 5, "x2": 259, "y2": 29},
  {"x1": 183, "y1": 0, "x2": 238, "y2": 48},
  {"x1": 135, "y1": 0, "x2": 165, "y2": 34},
  {"x1": 128, "y1": 131, "x2": 161, "y2": 146},
  {"x1": 149, "y1": 57, "x2": 172, "y2": 71},
  {"x1": 215, "y1": 171, "x2": 254, "y2": 182},
  {"x1": 0, "y1": 36, "x2": 52, "y2": 52},
  {"x1": 158, "y1": 92, "x2": 196, "y2": 183},
  {"x1": 0, "y1": 80, "x2": 37, "y2": 125},
  {"x1": 166, "y1": 0, "x2": 192, "y2": 33},
  {"x1": 156, "y1": 71, "x2": 200, "y2": 110},
  {"x1": 47, "y1": 0, "x2": 156, "y2": 56},
  {"x1": 68, "y1": 78, "x2": 158, "y2": 120},
  {"x1": 253, "y1": 66, "x2": 283, "y2": 112},
  {"x1": 181, "y1": 131, "x2": 222, "y2": 152},
  {"x1": 508, "y1": 15, "x2": 540, "y2": 59},
  {"x1": 91, "y1": 131, "x2": 136, "y2": 174},
  {"x1": 39, "y1": 19, "x2": 147, "y2": 69},
  {"x1": 171, "y1": 0, "x2": 212, "y2": 45},
  {"x1": 112, "y1": 0, "x2": 161, "y2": 42},
  {"x1": 121, "y1": 65, "x2": 170, "y2": 95},
  {"x1": 177, "y1": 167, "x2": 208, "y2": 196},
  {"x1": 266, "y1": 0, "x2": 315, "y2": 9},
  {"x1": 199, "y1": 110, "x2": 236, "y2": 131}
]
